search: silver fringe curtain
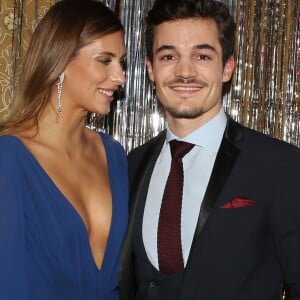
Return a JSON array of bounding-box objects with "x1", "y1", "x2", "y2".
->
[
  {"x1": 99, "y1": 0, "x2": 300, "y2": 153},
  {"x1": 2, "y1": 0, "x2": 299, "y2": 152}
]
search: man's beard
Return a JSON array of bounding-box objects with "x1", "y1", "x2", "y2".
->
[
  {"x1": 164, "y1": 104, "x2": 204, "y2": 119},
  {"x1": 160, "y1": 77, "x2": 207, "y2": 119}
]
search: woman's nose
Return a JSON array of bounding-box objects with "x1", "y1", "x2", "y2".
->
[{"x1": 111, "y1": 66, "x2": 126, "y2": 85}]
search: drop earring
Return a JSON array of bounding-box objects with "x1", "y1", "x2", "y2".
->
[{"x1": 56, "y1": 73, "x2": 64, "y2": 123}]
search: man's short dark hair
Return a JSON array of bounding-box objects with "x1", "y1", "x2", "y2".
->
[
  {"x1": 146, "y1": 0, "x2": 236, "y2": 95},
  {"x1": 146, "y1": 0, "x2": 235, "y2": 63}
]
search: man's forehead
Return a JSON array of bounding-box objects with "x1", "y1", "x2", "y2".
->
[{"x1": 152, "y1": 18, "x2": 220, "y2": 51}]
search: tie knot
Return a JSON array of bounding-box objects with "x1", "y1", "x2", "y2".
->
[{"x1": 169, "y1": 140, "x2": 194, "y2": 160}]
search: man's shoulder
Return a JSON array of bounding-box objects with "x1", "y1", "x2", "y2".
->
[
  {"x1": 229, "y1": 119, "x2": 300, "y2": 163},
  {"x1": 243, "y1": 124, "x2": 298, "y2": 150},
  {"x1": 128, "y1": 130, "x2": 166, "y2": 158}
]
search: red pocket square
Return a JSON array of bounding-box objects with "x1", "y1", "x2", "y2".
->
[{"x1": 219, "y1": 197, "x2": 255, "y2": 208}]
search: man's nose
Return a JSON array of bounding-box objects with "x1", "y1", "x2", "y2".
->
[{"x1": 174, "y1": 58, "x2": 198, "y2": 78}]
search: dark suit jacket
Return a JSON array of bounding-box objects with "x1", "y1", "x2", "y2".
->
[{"x1": 120, "y1": 117, "x2": 300, "y2": 299}]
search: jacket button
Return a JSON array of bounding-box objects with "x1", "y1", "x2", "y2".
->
[{"x1": 149, "y1": 280, "x2": 156, "y2": 288}]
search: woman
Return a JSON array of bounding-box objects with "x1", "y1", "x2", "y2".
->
[{"x1": 0, "y1": 0, "x2": 128, "y2": 299}]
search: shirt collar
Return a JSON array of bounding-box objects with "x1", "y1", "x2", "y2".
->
[{"x1": 166, "y1": 108, "x2": 227, "y2": 147}]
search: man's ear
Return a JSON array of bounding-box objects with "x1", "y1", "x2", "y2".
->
[
  {"x1": 222, "y1": 55, "x2": 235, "y2": 82},
  {"x1": 146, "y1": 58, "x2": 155, "y2": 82}
]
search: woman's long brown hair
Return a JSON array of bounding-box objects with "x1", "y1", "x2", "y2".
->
[{"x1": 0, "y1": 0, "x2": 123, "y2": 136}]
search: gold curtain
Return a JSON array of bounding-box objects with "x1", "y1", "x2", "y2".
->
[
  {"x1": 0, "y1": 0, "x2": 55, "y2": 120},
  {"x1": 227, "y1": 0, "x2": 300, "y2": 146}
]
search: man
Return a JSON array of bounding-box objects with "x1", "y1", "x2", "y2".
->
[{"x1": 120, "y1": 0, "x2": 300, "y2": 299}]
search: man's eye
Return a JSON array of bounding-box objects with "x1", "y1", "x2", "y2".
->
[
  {"x1": 198, "y1": 54, "x2": 210, "y2": 60},
  {"x1": 162, "y1": 54, "x2": 174, "y2": 61}
]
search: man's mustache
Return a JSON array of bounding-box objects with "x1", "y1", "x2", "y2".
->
[{"x1": 164, "y1": 78, "x2": 208, "y2": 86}]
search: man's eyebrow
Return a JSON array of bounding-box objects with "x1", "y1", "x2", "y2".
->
[
  {"x1": 193, "y1": 44, "x2": 217, "y2": 52},
  {"x1": 155, "y1": 44, "x2": 217, "y2": 55},
  {"x1": 155, "y1": 45, "x2": 176, "y2": 55}
]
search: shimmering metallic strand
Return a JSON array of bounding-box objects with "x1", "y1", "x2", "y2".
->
[
  {"x1": 238, "y1": 0, "x2": 247, "y2": 123},
  {"x1": 243, "y1": 1, "x2": 254, "y2": 125},
  {"x1": 228, "y1": 0, "x2": 242, "y2": 123},
  {"x1": 282, "y1": 1, "x2": 293, "y2": 142},
  {"x1": 276, "y1": 0, "x2": 285, "y2": 138},
  {"x1": 285, "y1": 0, "x2": 294, "y2": 144},
  {"x1": 292, "y1": 0, "x2": 300, "y2": 145},
  {"x1": 93, "y1": 0, "x2": 116, "y2": 10},
  {"x1": 113, "y1": 0, "x2": 160, "y2": 152},
  {"x1": 289, "y1": 0, "x2": 300, "y2": 145},
  {"x1": 258, "y1": 0, "x2": 268, "y2": 133},
  {"x1": 274, "y1": 0, "x2": 285, "y2": 139},
  {"x1": 264, "y1": 0, "x2": 275, "y2": 137}
]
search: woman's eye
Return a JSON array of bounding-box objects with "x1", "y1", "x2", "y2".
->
[
  {"x1": 98, "y1": 58, "x2": 111, "y2": 65},
  {"x1": 120, "y1": 59, "x2": 127, "y2": 71}
]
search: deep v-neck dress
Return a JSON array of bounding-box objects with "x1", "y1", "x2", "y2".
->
[{"x1": 0, "y1": 133, "x2": 128, "y2": 300}]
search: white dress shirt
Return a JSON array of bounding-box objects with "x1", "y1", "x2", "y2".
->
[{"x1": 142, "y1": 109, "x2": 227, "y2": 269}]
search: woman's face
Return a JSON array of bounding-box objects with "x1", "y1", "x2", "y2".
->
[{"x1": 62, "y1": 30, "x2": 126, "y2": 116}]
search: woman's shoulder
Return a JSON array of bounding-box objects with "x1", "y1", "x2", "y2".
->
[
  {"x1": 0, "y1": 135, "x2": 23, "y2": 155},
  {"x1": 0, "y1": 135, "x2": 27, "y2": 175},
  {"x1": 99, "y1": 131, "x2": 126, "y2": 155},
  {"x1": 0, "y1": 134, "x2": 17, "y2": 143}
]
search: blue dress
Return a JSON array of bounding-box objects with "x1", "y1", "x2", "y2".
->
[{"x1": 0, "y1": 133, "x2": 128, "y2": 300}]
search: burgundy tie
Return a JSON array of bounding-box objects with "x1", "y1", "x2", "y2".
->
[{"x1": 157, "y1": 140, "x2": 194, "y2": 275}]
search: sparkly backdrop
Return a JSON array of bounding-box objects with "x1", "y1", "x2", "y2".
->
[
  {"x1": 0, "y1": 0, "x2": 299, "y2": 152},
  {"x1": 98, "y1": 0, "x2": 300, "y2": 152}
]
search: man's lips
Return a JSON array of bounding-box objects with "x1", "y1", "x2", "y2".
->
[
  {"x1": 170, "y1": 85, "x2": 203, "y2": 92},
  {"x1": 168, "y1": 85, "x2": 204, "y2": 97}
]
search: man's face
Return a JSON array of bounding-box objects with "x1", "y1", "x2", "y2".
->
[{"x1": 147, "y1": 18, "x2": 234, "y2": 126}]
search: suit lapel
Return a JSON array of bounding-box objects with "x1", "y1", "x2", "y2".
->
[
  {"x1": 190, "y1": 118, "x2": 243, "y2": 250},
  {"x1": 119, "y1": 131, "x2": 166, "y2": 300},
  {"x1": 129, "y1": 130, "x2": 166, "y2": 210}
]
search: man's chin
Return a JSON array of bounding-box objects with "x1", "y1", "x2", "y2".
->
[{"x1": 166, "y1": 107, "x2": 203, "y2": 119}]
